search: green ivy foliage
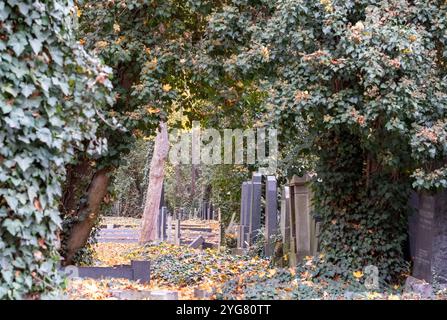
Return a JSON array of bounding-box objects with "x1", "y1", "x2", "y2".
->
[
  {"x1": 198, "y1": 0, "x2": 447, "y2": 282},
  {"x1": 0, "y1": 0, "x2": 112, "y2": 298}
]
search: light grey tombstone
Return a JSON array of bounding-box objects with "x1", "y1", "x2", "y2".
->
[
  {"x1": 264, "y1": 176, "x2": 277, "y2": 257},
  {"x1": 157, "y1": 208, "x2": 162, "y2": 240},
  {"x1": 149, "y1": 290, "x2": 179, "y2": 300},
  {"x1": 166, "y1": 215, "x2": 173, "y2": 243},
  {"x1": 174, "y1": 219, "x2": 181, "y2": 245},
  {"x1": 289, "y1": 174, "x2": 316, "y2": 263},
  {"x1": 249, "y1": 173, "x2": 262, "y2": 245},
  {"x1": 280, "y1": 186, "x2": 291, "y2": 256},
  {"x1": 237, "y1": 182, "x2": 247, "y2": 248}
]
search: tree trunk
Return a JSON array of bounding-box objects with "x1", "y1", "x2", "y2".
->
[
  {"x1": 139, "y1": 122, "x2": 169, "y2": 243},
  {"x1": 63, "y1": 168, "x2": 111, "y2": 265}
]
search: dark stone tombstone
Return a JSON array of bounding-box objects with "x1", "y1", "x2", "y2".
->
[
  {"x1": 189, "y1": 235, "x2": 205, "y2": 249},
  {"x1": 180, "y1": 208, "x2": 185, "y2": 221},
  {"x1": 202, "y1": 202, "x2": 208, "y2": 220},
  {"x1": 209, "y1": 203, "x2": 214, "y2": 220},
  {"x1": 160, "y1": 207, "x2": 167, "y2": 240},
  {"x1": 249, "y1": 173, "x2": 262, "y2": 245},
  {"x1": 264, "y1": 176, "x2": 277, "y2": 257},
  {"x1": 237, "y1": 182, "x2": 246, "y2": 248},
  {"x1": 238, "y1": 181, "x2": 251, "y2": 249},
  {"x1": 410, "y1": 190, "x2": 447, "y2": 283}
]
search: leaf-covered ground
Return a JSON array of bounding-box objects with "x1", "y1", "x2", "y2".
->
[{"x1": 66, "y1": 242, "x2": 447, "y2": 300}]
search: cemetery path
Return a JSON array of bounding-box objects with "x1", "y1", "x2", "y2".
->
[{"x1": 97, "y1": 217, "x2": 220, "y2": 247}]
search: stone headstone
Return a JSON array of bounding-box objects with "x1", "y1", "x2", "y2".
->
[
  {"x1": 280, "y1": 186, "x2": 291, "y2": 256},
  {"x1": 157, "y1": 208, "x2": 162, "y2": 240},
  {"x1": 238, "y1": 182, "x2": 250, "y2": 249},
  {"x1": 174, "y1": 219, "x2": 181, "y2": 245},
  {"x1": 404, "y1": 276, "x2": 434, "y2": 299},
  {"x1": 110, "y1": 290, "x2": 153, "y2": 300},
  {"x1": 249, "y1": 173, "x2": 262, "y2": 244},
  {"x1": 409, "y1": 190, "x2": 447, "y2": 284},
  {"x1": 194, "y1": 288, "x2": 213, "y2": 299},
  {"x1": 149, "y1": 290, "x2": 179, "y2": 300},
  {"x1": 189, "y1": 235, "x2": 205, "y2": 249},
  {"x1": 288, "y1": 174, "x2": 318, "y2": 264},
  {"x1": 62, "y1": 260, "x2": 150, "y2": 284},
  {"x1": 160, "y1": 207, "x2": 167, "y2": 240},
  {"x1": 166, "y1": 215, "x2": 173, "y2": 243},
  {"x1": 264, "y1": 176, "x2": 278, "y2": 257}
]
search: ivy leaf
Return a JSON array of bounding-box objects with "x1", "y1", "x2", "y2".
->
[
  {"x1": 29, "y1": 38, "x2": 43, "y2": 54},
  {"x1": 2, "y1": 219, "x2": 22, "y2": 236},
  {"x1": 37, "y1": 127, "x2": 52, "y2": 146},
  {"x1": 15, "y1": 156, "x2": 33, "y2": 171}
]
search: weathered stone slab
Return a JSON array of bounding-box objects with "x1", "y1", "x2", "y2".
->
[
  {"x1": 249, "y1": 173, "x2": 262, "y2": 244},
  {"x1": 149, "y1": 290, "x2": 179, "y2": 300},
  {"x1": 166, "y1": 215, "x2": 173, "y2": 243},
  {"x1": 287, "y1": 174, "x2": 318, "y2": 264},
  {"x1": 264, "y1": 176, "x2": 277, "y2": 257},
  {"x1": 194, "y1": 288, "x2": 213, "y2": 299},
  {"x1": 189, "y1": 235, "x2": 205, "y2": 249},
  {"x1": 280, "y1": 186, "x2": 291, "y2": 256},
  {"x1": 238, "y1": 182, "x2": 249, "y2": 249},
  {"x1": 404, "y1": 276, "x2": 434, "y2": 299},
  {"x1": 231, "y1": 248, "x2": 248, "y2": 256},
  {"x1": 61, "y1": 260, "x2": 150, "y2": 284},
  {"x1": 409, "y1": 190, "x2": 447, "y2": 284},
  {"x1": 174, "y1": 219, "x2": 181, "y2": 245},
  {"x1": 110, "y1": 290, "x2": 153, "y2": 300}
]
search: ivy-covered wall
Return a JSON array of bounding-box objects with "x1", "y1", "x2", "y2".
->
[{"x1": 0, "y1": 0, "x2": 112, "y2": 299}]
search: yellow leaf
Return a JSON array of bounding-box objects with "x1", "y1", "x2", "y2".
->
[
  {"x1": 146, "y1": 106, "x2": 160, "y2": 114},
  {"x1": 353, "y1": 270, "x2": 364, "y2": 279},
  {"x1": 162, "y1": 84, "x2": 171, "y2": 92}
]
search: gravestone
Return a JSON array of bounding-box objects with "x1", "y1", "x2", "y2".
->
[
  {"x1": 194, "y1": 288, "x2": 213, "y2": 299},
  {"x1": 238, "y1": 182, "x2": 250, "y2": 249},
  {"x1": 160, "y1": 207, "x2": 167, "y2": 240},
  {"x1": 149, "y1": 290, "x2": 179, "y2": 300},
  {"x1": 280, "y1": 186, "x2": 291, "y2": 258},
  {"x1": 409, "y1": 190, "x2": 447, "y2": 284},
  {"x1": 156, "y1": 207, "x2": 163, "y2": 240},
  {"x1": 62, "y1": 260, "x2": 150, "y2": 284},
  {"x1": 264, "y1": 176, "x2": 278, "y2": 257},
  {"x1": 189, "y1": 235, "x2": 205, "y2": 249},
  {"x1": 174, "y1": 219, "x2": 181, "y2": 245},
  {"x1": 211, "y1": 203, "x2": 214, "y2": 220},
  {"x1": 249, "y1": 173, "x2": 262, "y2": 245},
  {"x1": 288, "y1": 174, "x2": 318, "y2": 263},
  {"x1": 286, "y1": 181, "x2": 298, "y2": 267},
  {"x1": 166, "y1": 215, "x2": 173, "y2": 243}
]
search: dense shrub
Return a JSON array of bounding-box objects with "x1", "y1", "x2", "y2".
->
[{"x1": 0, "y1": 1, "x2": 112, "y2": 298}]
